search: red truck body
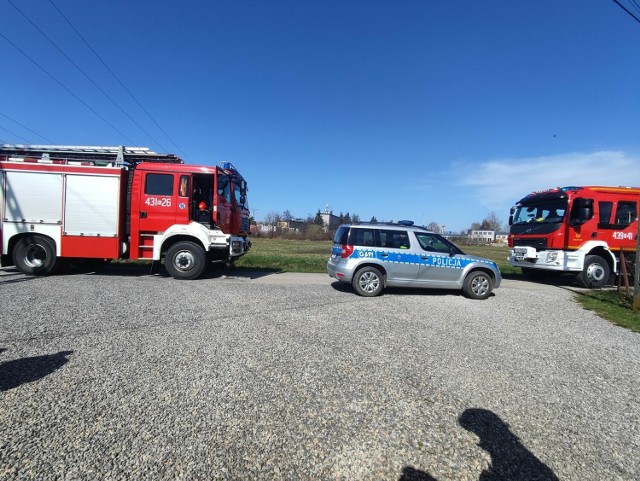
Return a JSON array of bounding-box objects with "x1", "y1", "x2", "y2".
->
[
  {"x1": 508, "y1": 186, "x2": 639, "y2": 287},
  {"x1": 0, "y1": 144, "x2": 251, "y2": 279}
]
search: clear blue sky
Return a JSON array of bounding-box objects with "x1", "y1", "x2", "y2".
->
[{"x1": 1, "y1": 1, "x2": 639, "y2": 232}]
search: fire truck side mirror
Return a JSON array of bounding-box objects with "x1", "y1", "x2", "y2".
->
[
  {"x1": 508, "y1": 207, "x2": 515, "y2": 226},
  {"x1": 570, "y1": 198, "x2": 593, "y2": 226}
]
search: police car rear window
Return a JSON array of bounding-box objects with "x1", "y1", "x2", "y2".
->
[
  {"x1": 333, "y1": 226, "x2": 350, "y2": 245},
  {"x1": 348, "y1": 228, "x2": 376, "y2": 247}
]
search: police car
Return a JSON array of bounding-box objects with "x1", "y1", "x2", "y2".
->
[{"x1": 327, "y1": 221, "x2": 501, "y2": 299}]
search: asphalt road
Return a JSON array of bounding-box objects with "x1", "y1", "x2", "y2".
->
[{"x1": 1, "y1": 264, "x2": 639, "y2": 480}]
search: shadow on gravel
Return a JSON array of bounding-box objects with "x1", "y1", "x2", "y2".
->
[
  {"x1": 53, "y1": 262, "x2": 284, "y2": 281},
  {"x1": 0, "y1": 350, "x2": 73, "y2": 392},
  {"x1": 329, "y1": 281, "x2": 497, "y2": 299},
  {"x1": 398, "y1": 466, "x2": 438, "y2": 480},
  {"x1": 399, "y1": 409, "x2": 558, "y2": 481},
  {"x1": 459, "y1": 408, "x2": 559, "y2": 481}
]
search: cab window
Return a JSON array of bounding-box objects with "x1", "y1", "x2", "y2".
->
[
  {"x1": 614, "y1": 201, "x2": 637, "y2": 227},
  {"x1": 178, "y1": 176, "x2": 189, "y2": 197},
  {"x1": 217, "y1": 175, "x2": 231, "y2": 203},
  {"x1": 598, "y1": 201, "x2": 613, "y2": 227},
  {"x1": 145, "y1": 173, "x2": 173, "y2": 196}
]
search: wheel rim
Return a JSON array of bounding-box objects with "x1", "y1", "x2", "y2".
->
[
  {"x1": 359, "y1": 272, "x2": 380, "y2": 293},
  {"x1": 173, "y1": 250, "x2": 195, "y2": 271},
  {"x1": 471, "y1": 276, "x2": 490, "y2": 297},
  {"x1": 586, "y1": 263, "x2": 605, "y2": 282},
  {"x1": 24, "y1": 244, "x2": 47, "y2": 268}
]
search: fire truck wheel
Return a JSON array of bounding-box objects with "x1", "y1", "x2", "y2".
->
[
  {"x1": 165, "y1": 241, "x2": 207, "y2": 280},
  {"x1": 462, "y1": 270, "x2": 493, "y2": 300},
  {"x1": 577, "y1": 255, "x2": 610, "y2": 289},
  {"x1": 13, "y1": 234, "x2": 58, "y2": 276}
]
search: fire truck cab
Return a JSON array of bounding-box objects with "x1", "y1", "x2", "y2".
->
[
  {"x1": 508, "y1": 186, "x2": 639, "y2": 288},
  {"x1": 0, "y1": 144, "x2": 251, "y2": 280}
]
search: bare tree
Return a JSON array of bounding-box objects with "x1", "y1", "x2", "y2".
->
[
  {"x1": 426, "y1": 221, "x2": 440, "y2": 232},
  {"x1": 480, "y1": 211, "x2": 504, "y2": 232}
]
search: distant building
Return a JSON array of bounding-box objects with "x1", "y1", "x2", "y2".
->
[
  {"x1": 320, "y1": 206, "x2": 339, "y2": 232},
  {"x1": 277, "y1": 219, "x2": 306, "y2": 232},
  {"x1": 494, "y1": 232, "x2": 509, "y2": 244},
  {"x1": 470, "y1": 230, "x2": 495, "y2": 243},
  {"x1": 255, "y1": 223, "x2": 275, "y2": 234}
]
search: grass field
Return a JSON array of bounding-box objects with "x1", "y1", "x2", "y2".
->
[
  {"x1": 236, "y1": 238, "x2": 516, "y2": 274},
  {"x1": 235, "y1": 237, "x2": 640, "y2": 332}
]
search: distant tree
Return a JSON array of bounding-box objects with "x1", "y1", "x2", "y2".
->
[
  {"x1": 306, "y1": 224, "x2": 325, "y2": 241},
  {"x1": 344, "y1": 212, "x2": 352, "y2": 224},
  {"x1": 264, "y1": 211, "x2": 279, "y2": 226},
  {"x1": 370, "y1": 216, "x2": 378, "y2": 223},
  {"x1": 282, "y1": 209, "x2": 293, "y2": 221},
  {"x1": 352, "y1": 213, "x2": 360, "y2": 223},
  {"x1": 480, "y1": 211, "x2": 503, "y2": 232},
  {"x1": 314, "y1": 210, "x2": 324, "y2": 226},
  {"x1": 337, "y1": 212, "x2": 345, "y2": 224},
  {"x1": 426, "y1": 221, "x2": 440, "y2": 232}
]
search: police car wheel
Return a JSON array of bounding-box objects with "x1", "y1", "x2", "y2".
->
[
  {"x1": 352, "y1": 266, "x2": 384, "y2": 297},
  {"x1": 463, "y1": 271, "x2": 493, "y2": 300}
]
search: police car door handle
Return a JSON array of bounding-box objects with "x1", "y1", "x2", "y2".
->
[{"x1": 381, "y1": 252, "x2": 389, "y2": 258}]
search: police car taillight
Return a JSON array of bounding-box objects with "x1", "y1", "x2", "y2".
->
[{"x1": 340, "y1": 245, "x2": 354, "y2": 258}]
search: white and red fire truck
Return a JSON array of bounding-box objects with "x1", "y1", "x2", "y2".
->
[
  {"x1": 508, "y1": 186, "x2": 639, "y2": 288},
  {"x1": 0, "y1": 144, "x2": 251, "y2": 280}
]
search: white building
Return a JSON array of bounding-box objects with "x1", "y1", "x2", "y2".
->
[{"x1": 470, "y1": 230, "x2": 495, "y2": 243}]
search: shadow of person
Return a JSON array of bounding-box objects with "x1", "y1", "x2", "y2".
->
[
  {"x1": 0, "y1": 350, "x2": 73, "y2": 391},
  {"x1": 459, "y1": 408, "x2": 559, "y2": 481},
  {"x1": 398, "y1": 466, "x2": 439, "y2": 480}
]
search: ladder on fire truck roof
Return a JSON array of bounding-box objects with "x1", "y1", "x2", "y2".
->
[{"x1": 0, "y1": 144, "x2": 184, "y2": 167}]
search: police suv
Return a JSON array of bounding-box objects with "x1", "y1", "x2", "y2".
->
[{"x1": 327, "y1": 221, "x2": 501, "y2": 299}]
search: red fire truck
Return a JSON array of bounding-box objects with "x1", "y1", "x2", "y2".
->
[
  {"x1": 0, "y1": 144, "x2": 251, "y2": 280},
  {"x1": 508, "y1": 186, "x2": 639, "y2": 287}
]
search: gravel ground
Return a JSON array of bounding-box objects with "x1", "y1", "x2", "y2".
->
[{"x1": 0, "y1": 265, "x2": 639, "y2": 480}]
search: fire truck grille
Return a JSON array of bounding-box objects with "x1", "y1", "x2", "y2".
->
[
  {"x1": 241, "y1": 217, "x2": 250, "y2": 234},
  {"x1": 513, "y1": 237, "x2": 548, "y2": 250}
]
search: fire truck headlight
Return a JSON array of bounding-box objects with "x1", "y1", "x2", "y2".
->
[{"x1": 546, "y1": 252, "x2": 558, "y2": 263}]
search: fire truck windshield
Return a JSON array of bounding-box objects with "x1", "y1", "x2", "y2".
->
[{"x1": 512, "y1": 199, "x2": 567, "y2": 225}]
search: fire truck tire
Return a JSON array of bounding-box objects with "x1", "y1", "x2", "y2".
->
[
  {"x1": 462, "y1": 270, "x2": 493, "y2": 300},
  {"x1": 577, "y1": 255, "x2": 610, "y2": 289},
  {"x1": 12, "y1": 234, "x2": 58, "y2": 276},
  {"x1": 165, "y1": 241, "x2": 207, "y2": 280}
]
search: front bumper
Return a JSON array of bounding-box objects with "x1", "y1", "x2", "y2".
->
[{"x1": 508, "y1": 247, "x2": 583, "y2": 272}]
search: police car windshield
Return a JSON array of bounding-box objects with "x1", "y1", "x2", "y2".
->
[{"x1": 512, "y1": 199, "x2": 567, "y2": 225}]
